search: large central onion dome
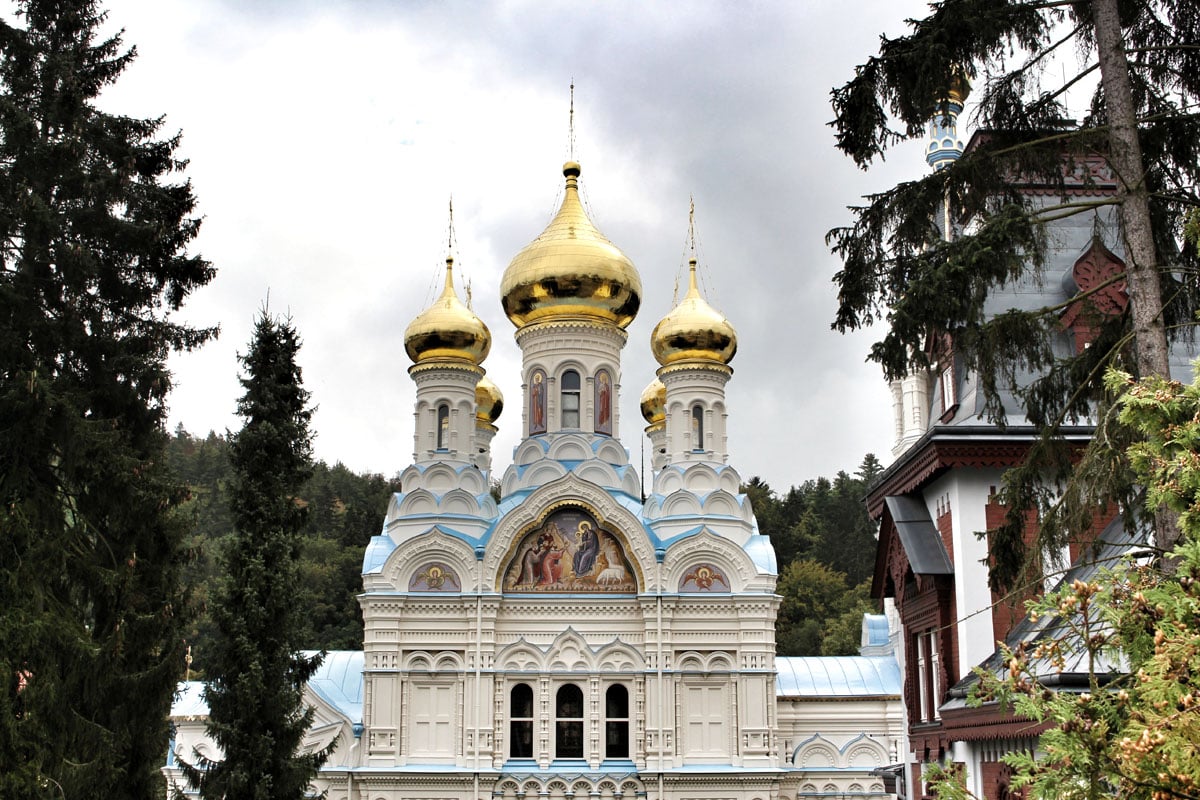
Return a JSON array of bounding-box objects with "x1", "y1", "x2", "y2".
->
[
  {"x1": 500, "y1": 161, "x2": 642, "y2": 329},
  {"x1": 651, "y1": 259, "x2": 737, "y2": 366},
  {"x1": 404, "y1": 257, "x2": 491, "y2": 366}
]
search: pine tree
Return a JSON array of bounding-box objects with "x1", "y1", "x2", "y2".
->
[
  {"x1": 184, "y1": 313, "x2": 330, "y2": 800},
  {"x1": 0, "y1": 2, "x2": 214, "y2": 797},
  {"x1": 829, "y1": 0, "x2": 1200, "y2": 585}
]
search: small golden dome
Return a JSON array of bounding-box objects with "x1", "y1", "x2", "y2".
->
[
  {"x1": 475, "y1": 375, "x2": 504, "y2": 425},
  {"x1": 651, "y1": 259, "x2": 737, "y2": 366},
  {"x1": 640, "y1": 378, "x2": 666, "y2": 426},
  {"x1": 946, "y1": 69, "x2": 971, "y2": 106},
  {"x1": 500, "y1": 161, "x2": 642, "y2": 329},
  {"x1": 404, "y1": 257, "x2": 491, "y2": 365}
]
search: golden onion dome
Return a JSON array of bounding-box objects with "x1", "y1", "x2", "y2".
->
[
  {"x1": 651, "y1": 259, "x2": 737, "y2": 367},
  {"x1": 475, "y1": 375, "x2": 504, "y2": 425},
  {"x1": 639, "y1": 378, "x2": 666, "y2": 426},
  {"x1": 947, "y1": 68, "x2": 971, "y2": 106},
  {"x1": 500, "y1": 161, "x2": 642, "y2": 329},
  {"x1": 404, "y1": 257, "x2": 491, "y2": 366}
]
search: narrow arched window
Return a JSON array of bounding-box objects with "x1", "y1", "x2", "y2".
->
[
  {"x1": 561, "y1": 370, "x2": 581, "y2": 429},
  {"x1": 436, "y1": 404, "x2": 450, "y2": 450},
  {"x1": 605, "y1": 684, "x2": 629, "y2": 759},
  {"x1": 691, "y1": 405, "x2": 704, "y2": 451},
  {"x1": 556, "y1": 683, "x2": 584, "y2": 758},
  {"x1": 510, "y1": 683, "x2": 534, "y2": 759}
]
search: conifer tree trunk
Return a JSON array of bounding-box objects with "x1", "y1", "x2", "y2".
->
[
  {"x1": 1092, "y1": 0, "x2": 1181, "y2": 552},
  {"x1": 1091, "y1": 0, "x2": 1172, "y2": 381}
]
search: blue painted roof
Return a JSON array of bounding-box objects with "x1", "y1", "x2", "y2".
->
[
  {"x1": 304, "y1": 650, "x2": 364, "y2": 724},
  {"x1": 775, "y1": 656, "x2": 901, "y2": 697},
  {"x1": 171, "y1": 651, "x2": 364, "y2": 724},
  {"x1": 171, "y1": 680, "x2": 208, "y2": 718},
  {"x1": 863, "y1": 614, "x2": 890, "y2": 646},
  {"x1": 362, "y1": 534, "x2": 396, "y2": 574}
]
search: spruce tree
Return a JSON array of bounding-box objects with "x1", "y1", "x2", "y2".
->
[
  {"x1": 828, "y1": 0, "x2": 1200, "y2": 585},
  {"x1": 0, "y1": 2, "x2": 214, "y2": 797},
  {"x1": 185, "y1": 313, "x2": 329, "y2": 800}
]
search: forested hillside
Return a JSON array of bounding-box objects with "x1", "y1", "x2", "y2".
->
[
  {"x1": 165, "y1": 428, "x2": 398, "y2": 677},
  {"x1": 167, "y1": 429, "x2": 881, "y2": 670},
  {"x1": 743, "y1": 454, "x2": 884, "y2": 656}
]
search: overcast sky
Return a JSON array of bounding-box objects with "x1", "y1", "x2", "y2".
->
[{"x1": 99, "y1": 0, "x2": 936, "y2": 491}]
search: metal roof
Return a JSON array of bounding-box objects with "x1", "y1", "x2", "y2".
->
[
  {"x1": 884, "y1": 495, "x2": 953, "y2": 575},
  {"x1": 775, "y1": 656, "x2": 901, "y2": 698},
  {"x1": 171, "y1": 651, "x2": 364, "y2": 725}
]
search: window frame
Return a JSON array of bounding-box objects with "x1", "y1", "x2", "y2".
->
[
  {"x1": 554, "y1": 683, "x2": 585, "y2": 760},
  {"x1": 560, "y1": 370, "x2": 581, "y2": 429}
]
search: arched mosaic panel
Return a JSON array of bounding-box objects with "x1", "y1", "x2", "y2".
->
[
  {"x1": 678, "y1": 563, "x2": 730, "y2": 592},
  {"x1": 503, "y1": 507, "x2": 636, "y2": 593},
  {"x1": 594, "y1": 369, "x2": 613, "y2": 435},
  {"x1": 529, "y1": 369, "x2": 547, "y2": 435},
  {"x1": 409, "y1": 562, "x2": 461, "y2": 591}
]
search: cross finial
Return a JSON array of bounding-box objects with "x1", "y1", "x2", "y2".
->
[
  {"x1": 568, "y1": 79, "x2": 575, "y2": 159},
  {"x1": 688, "y1": 195, "x2": 697, "y2": 257},
  {"x1": 447, "y1": 196, "x2": 456, "y2": 255}
]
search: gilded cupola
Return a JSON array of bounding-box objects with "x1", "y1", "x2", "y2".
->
[
  {"x1": 651, "y1": 258, "x2": 737, "y2": 367},
  {"x1": 475, "y1": 375, "x2": 504, "y2": 426},
  {"x1": 404, "y1": 257, "x2": 491, "y2": 366},
  {"x1": 500, "y1": 161, "x2": 642, "y2": 329},
  {"x1": 640, "y1": 378, "x2": 666, "y2": 428}
]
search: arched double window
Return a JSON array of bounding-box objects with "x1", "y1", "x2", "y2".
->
[
  {"x1": 561, "y1": 370, "x2": 581, "y2": 429},
  {"x1": 510, "y1": 684, "x2": 534, "y2": 758},
  {"x1": 436, "y1": 404, "x2": 450, "y2": 450},
  {"x1": 605, "y1": 684, "x2": 629, "y2": 759},
  {"x1": 556, "y1": 684, "x2": 584, "y2": 758}
]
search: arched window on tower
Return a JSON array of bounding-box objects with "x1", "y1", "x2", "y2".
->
[
  {"x1": 436, "y1": 404, "x2": 450, "y2": 450},
  {"x1": 691, "y1": 405, "x2": 705, "y2": 452},
  {"x1": 510, "y1": 683, "x2": 534, "y2": 758},
  {"x1": 556, "y1": 683, "x2": 584, "y2": 758},
  {"x1": 561, "y1": 370, "x2": 581, "y2": 429},
  {"x1": 605, "y1": 684, "x2": 629, "y2": 759}
]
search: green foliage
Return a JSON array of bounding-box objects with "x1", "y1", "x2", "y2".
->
[
  {"x1": 182, "y1": 314, "x2": 330, "y2": 800},
  {"x1": 0, "y1": 1, "x2": 213, "y2": 796},
  {"x1": 930, "y1": 364, "x2": 1200, "y2": 800},
  {"x1": 746, "y1": 454, "x2": 882, "y2": 656},
  {"x1": 164, "y1": 429, "x2": 395, "y2": 676},
  {"x1": 830, "y1": 0, "x2": 1200, "y2": 589}
]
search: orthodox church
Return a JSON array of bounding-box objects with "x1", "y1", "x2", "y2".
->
[{"x1": 165, "y1": 158, "x2": 904, "y2": 800}]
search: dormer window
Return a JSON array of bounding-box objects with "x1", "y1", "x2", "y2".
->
[
  {"x1": 561, "y1": 370, "x2": 581, "y2": 429},
  {"x1": 436, "y1": 404, "x2": 450, "y2": 450}
]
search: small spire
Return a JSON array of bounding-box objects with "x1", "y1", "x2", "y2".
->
[
  {"x1": 443, "y1": 255, "x2": 455, "y2": 296},
  {"x1": 568, "y1": 79, "x2": 575, "y2": 160},
  {"x1": 688, "y1": 196, "x2": 697, "y2": 257}
]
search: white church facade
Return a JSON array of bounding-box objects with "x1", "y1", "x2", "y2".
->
[{"x1": 165, "y1": 159, "x2": 905, "y2": 800}]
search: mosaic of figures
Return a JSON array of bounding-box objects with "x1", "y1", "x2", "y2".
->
[
  {"x1": 409, "y1": 563, "x2": 461, "y2": 592},
  {"x1": 595, "y1": 369, "x2": 612, "y2": 435},
  {"x1": 504, "y1": 508, "x2": 637, "y2": 593},
  {"x1": 678, "y1": 563, "x2": 729, "y2": 592}
]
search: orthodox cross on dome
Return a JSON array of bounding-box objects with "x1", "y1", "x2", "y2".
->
[{"x1": 568, "y1": 79, "x2": 576, "y2": 160}]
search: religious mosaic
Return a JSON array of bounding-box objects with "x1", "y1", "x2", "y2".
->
[
  {"x1": 503, "y1": 508, "x2": 636, "y2": 593},
  {"x1": 594, "y1": 369, "x2": 613, "y2": 435},
  {"x1": 678, "y1": 563, "x2": 729, "y2": 592},
  {"x1": 409, "y1": 562, "x2": 461, "y2": 592},
  {"x1": 529, "y1": 369, "x2": 547, "y2": 434}
]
